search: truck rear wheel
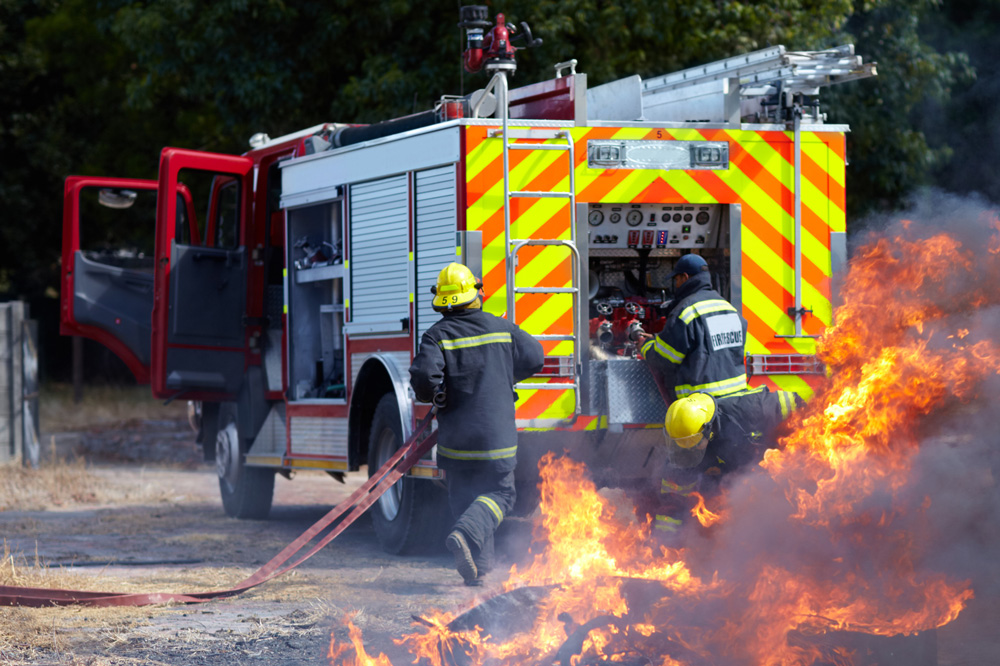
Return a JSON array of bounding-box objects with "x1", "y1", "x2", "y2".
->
[
  {"x1": 216, "y1": 402, "x2": 275, "y2": 520},
  {"x1": 368, "y1": 393, "x2": 447, "y2": 554}
]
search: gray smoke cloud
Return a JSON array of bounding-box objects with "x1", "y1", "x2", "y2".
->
[{"x1": 664, "y1": 189, "x2": 1000, "y2": 664}]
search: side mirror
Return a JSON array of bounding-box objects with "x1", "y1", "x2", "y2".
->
[{"x1": 98, "y1": 188, "x2": 138, "y2": 210}]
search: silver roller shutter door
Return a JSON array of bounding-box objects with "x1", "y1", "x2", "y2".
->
[
  {"x1": 350, "y1": 176, "x2": 409, "y2": 330},
  {"x1": 414, "y1": 166, "x2": 457, "y2": 342}
]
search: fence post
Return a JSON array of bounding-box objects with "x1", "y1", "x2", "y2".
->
[
  {"x1": 0, "y1": 304, "x2": 12, "y2": 462},
  {"x1": 23, "y1": 317, "x2": 40, "y2": 467},
  {"x1": 0, "y1": 302, "x2": 39, "y2": 466}
]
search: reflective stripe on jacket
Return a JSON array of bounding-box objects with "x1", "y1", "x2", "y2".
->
[
  {"x1": 642, "y1": 272, "x2": 748, "y2": 401},
  {"x1": 409, "y1": 308, "x2": 544, "y2": 473},
  {"x1": 701, "y1": 386, "x2": 803, "y2": 475}
]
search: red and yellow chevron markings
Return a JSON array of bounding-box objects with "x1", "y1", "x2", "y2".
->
[{"x1": 464, "y1": 123, "x2": 845, "y2": 415}]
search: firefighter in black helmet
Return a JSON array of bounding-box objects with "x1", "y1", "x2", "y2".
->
[
  {"x1": 639, "y1": 253, "x2": 749, "y2": 403},
  {"x1": 410, "y1": 263, "x2": 544, "y2": 586}
]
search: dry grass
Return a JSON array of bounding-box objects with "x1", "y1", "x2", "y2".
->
[
  {"x1": 40, "y1": 383, "x2": 187, "y2": 433},
  {"x1": 0, "y1": 455, "x2": 177, "y2": 512},
  {"x1": 0, "y1": 542, "x2": 156, "y2": 660},
  {"x1": 0, "y1": 543, "x2": 336, "y2": 664}
]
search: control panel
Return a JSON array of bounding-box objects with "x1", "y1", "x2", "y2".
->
[{"x1": 587, "y1": 203, "x2": 722, "y2": 251}]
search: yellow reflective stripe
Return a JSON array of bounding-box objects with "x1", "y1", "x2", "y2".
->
[
  {"x1": 679, "y1": 299, "x2": 736, "y2": 324},
  {"x1": 675, "y1": 373, "x2": 748, "y2": 398},
  {"x1": 640, "y1": 338, "x2": 655, "y2": 357},
  {"x1": 438, "y1": 332, "x2": 511, "y2": 350},
  {"x1": 654, "y1": 515, "x2": 682, "y2": 531},
  {"x1": 475, "y1": 496, "x2": 504, "y2": 523},
  {"x1": 654, "y1": 337, "x2": 684, "y2": 364},
  {"x1": 437, "y1": 444, "x2": 517, "y2": 461},
  {"x1": 727, "y1": 386, "x2": 766, "y2": 398},
  {"x1": 777, "y1": 390, "x2": 800, "y2": 419},
  {"x1": 661, "y1": 479, "x2": 696, "y2": 495}
]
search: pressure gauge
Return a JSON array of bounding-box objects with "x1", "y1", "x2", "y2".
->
[
  {"x1": 588, "y1": 209, "x2": 604, "y2": 226},
  {"x1": 626, "y1": 210, "x2": 643, "y2": 227},
  {"x1": 696, "y1": 211, "x2": 711, "y2": 225},
  {"x1": 610, "y1": 212, "x2": 621, "y2": 224}
]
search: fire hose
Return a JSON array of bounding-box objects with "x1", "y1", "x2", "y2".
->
[{"x1": 0, "y1": 407, "x2": 438, "y2": 608}]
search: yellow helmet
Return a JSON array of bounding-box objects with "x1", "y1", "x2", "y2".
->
[
  {"x1": 431, "y1": 262, "x2": 483, "y2": 312},
  {"x1": 663, "y1": 393, "x2": 716, "y2": 468}
]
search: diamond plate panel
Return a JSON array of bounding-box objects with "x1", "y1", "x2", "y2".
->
[
  {"x1": 248, "y1": 403, "x2": 286, "y2": 456},
  {"x1": 604, "y1": 359, "x2": 667, "y2": 425}
]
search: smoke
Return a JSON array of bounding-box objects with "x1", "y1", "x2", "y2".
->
[{"x1": 666, "y1": 190, "x2": 1000, "y2": 662}]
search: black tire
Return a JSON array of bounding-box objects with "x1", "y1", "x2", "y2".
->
[
  {"x1": 368, "y1": 393, "x2": 448, "y2": 554},
  {"x1": 216, "y1": 402, "x2": 275, "y2": 520}
]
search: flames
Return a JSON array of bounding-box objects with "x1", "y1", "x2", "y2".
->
[{"x1": 331, "y1": 209, "x2": 1000, "y2": 666}]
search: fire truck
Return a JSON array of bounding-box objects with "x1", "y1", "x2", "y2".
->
[{"x1": 60, "y1": 8, "x2": 874, "y2": 553}]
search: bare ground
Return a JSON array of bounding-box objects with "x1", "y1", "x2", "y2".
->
[
  {"x1": 1, "y1": 414, "x2": 530, "y2": 666},
  {"x1": 2, "y1": 389, "x2": 998, "y2": 665}
]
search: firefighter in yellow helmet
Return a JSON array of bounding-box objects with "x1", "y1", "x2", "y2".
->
[
  {"x1": 654, "y1": 387, "x2": 803, "y2": 535},
  {"x1": 409, "y1": 263, "x2": 544, "y2": 585}
]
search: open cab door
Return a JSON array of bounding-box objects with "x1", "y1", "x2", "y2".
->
[
  {"x1": 151, "y1": 148, "x2": 254, "y2": 401},
  {"x1": 61, "y1": 177, "x2": 163, "y2": 383}
]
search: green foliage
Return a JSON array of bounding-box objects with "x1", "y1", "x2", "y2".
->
[
  {"x1": 918, "y1": 0, "x2": 1000, "y2": 203},
  {"x1": 826, "y1": 0, "x2": 973, "y2": 218},
  {"x1": 0, "y1": 0, "x2": 987, "y2": 308}
]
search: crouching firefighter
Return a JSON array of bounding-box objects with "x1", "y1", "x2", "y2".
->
[
  {"x1": 654, "y1": 388, "x2": 803, "y2": 535},
  {"x1": 409, "y1": 263, "x2": 545, "y2": 585}
]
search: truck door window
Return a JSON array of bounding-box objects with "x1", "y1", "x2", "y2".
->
[
  {"x1": 214, "y1": 179, "x2": 240, "y2": 249},
  {"x1": 174, "y1": 169, "x2": 241, "y2": 248},
  {"x1": 80, "y1": 186, "x2": 157, "y2": 271},
  {"x1": 173, "y1": 192, "x2": 198, "y2": 246}
]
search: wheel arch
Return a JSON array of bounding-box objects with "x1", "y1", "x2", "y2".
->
[{"x1": 348, "y1": 354, "x2": 413, "y2": 471}]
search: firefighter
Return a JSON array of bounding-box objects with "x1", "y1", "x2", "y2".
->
[
  {"x1": 409, "y1": 262, "x2": 544, "y2": 586},
  {"x1": 639, "y1": 253, "x2": 749, "y2": 404},
  {"x1": 654, "y1": 388, "x2": 802, "y2": 534}
]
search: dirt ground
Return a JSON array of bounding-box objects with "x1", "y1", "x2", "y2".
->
[
  {"x1": 1, "y1": 411, "x2": 534, "y2": 666},
  {"x1": 1, "y1": 391, "x2": 998, "y2": 665}
]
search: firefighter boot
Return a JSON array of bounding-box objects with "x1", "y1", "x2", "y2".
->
[{"x1": 446, "y1": 530, "x2": 480, "y2": 586}]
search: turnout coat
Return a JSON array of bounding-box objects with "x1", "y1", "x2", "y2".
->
[
  {"x1": 642, "y1": 272, "x2": 749, "y2": 402},
  {"x1": 410, "y1": 308, "x2": 544, "y2": 473}
]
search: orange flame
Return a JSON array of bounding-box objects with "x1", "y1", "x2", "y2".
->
[
  {"x1": 331, "y1": 217, "x2": 1000, "y2": 665},
  {"x1": 328, "y1": 613, "x2": 393, "y2": 666},
  {"x1": 689, "y1": 491, "x2": 724, "y2": 527}
]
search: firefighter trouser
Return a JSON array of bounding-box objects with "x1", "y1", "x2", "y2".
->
[
  {"x1": 448, "y1": 468, "x2": 516, "y2": 573},
  {"x1": 654, "y1": 468, "x2": 707, "y2": 535}
]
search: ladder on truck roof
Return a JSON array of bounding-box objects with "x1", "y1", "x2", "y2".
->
[
  {"x1": 485, "y1": 72, "x2": 583, "y2": 416},
  {"x1": 590, "y1": 44, "x2": 876, "y2": 124},
  {"x1": 642, "y1": 44, "x2": 876, "y2": 98}
]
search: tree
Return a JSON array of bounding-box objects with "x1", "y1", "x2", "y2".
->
[
  {"x1": 919, "y1": 0, "x2": 1000, "y2": 204},
  {"x1": 825, "y1": 0, "x2": 973, "y2": 219}
]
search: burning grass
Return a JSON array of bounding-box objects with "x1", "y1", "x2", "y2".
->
[{"x1": 329, "y1": 198, "x2": 1000, "y2": 665}]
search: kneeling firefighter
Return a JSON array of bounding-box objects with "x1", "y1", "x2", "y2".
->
[
  {"x1": 654, "y1": 387, "x2": 803, "y2": 535},
  {"x1": 409, "y1": 263, "x2": 544, "y2": 585}
]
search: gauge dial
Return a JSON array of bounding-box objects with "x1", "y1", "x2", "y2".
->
[
  {"x1": 696, "y1": 211, "x2": 711, "y2": 225},
  {"x1": 626, "y1": 210, "x2": 643, "y2": 227},
  {"x1": 610, "y1": 212, "x2": 621, "y2": 224},
  {"x1": 683, "y1": 213, "x2": 693, "y2": 222},
  {"x1": 588, "y1": 209, "x2": 604, "y2": 226}
]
